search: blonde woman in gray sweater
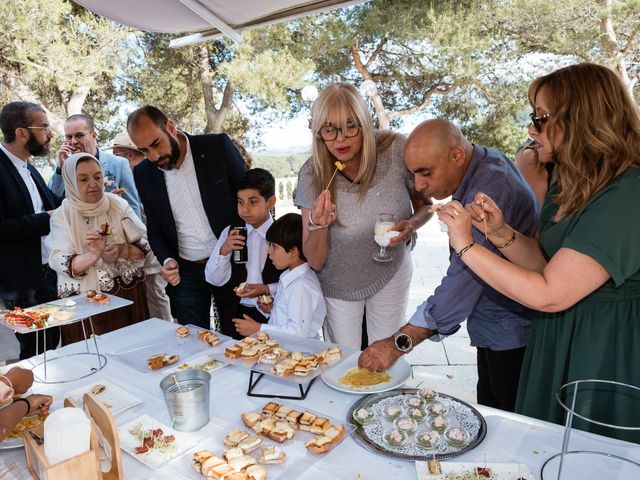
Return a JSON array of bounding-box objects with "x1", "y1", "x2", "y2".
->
[{"x1": 295, "y1": 82, "x2": 432, "y2": 351}]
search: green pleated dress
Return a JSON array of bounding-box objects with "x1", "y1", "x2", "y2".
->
[{"x1": 515, "y1": 167, "x2": 640, "y2": 444}]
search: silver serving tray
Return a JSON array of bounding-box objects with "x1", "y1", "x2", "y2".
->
[{"x1": 347, "y1": 388, "x2": 487, "y2": 462}]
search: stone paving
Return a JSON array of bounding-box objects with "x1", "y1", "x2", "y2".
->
[{"x1": 404, "y1": 216, "x2": 478, "y2": 405}]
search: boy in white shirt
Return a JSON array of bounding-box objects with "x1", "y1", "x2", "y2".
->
[
  {"x1": 233, "y1": 213, "x2": 326, "y2": 339},
  {"x1": 205, "y1": 169, "x2": 283, "y2": 338}
]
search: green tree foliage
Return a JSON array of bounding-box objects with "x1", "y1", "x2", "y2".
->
[
  {"x1": 0, "y1": 0, "x2": 130, "y2": 151},
  {"x1": 484, "y1": 0, "x2": 640, "y2": 100},
  {"x1": 251, "y1": 0, "x2": 533, "y2": 154},
  {"x1": 124, "y1": 30, "x2": 313, "y2": 142}
]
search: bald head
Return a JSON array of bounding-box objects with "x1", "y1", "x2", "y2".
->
[
  {"x1": 404, "y1": 119, "x2": 473, "y2": 200},
  {"x1": 406, "y1": 119, "x2": 467, "y2": 156}
]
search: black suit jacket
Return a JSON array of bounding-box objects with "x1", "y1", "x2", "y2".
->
[
  {"x1": 0, "y1": 148, "x2": 62, "y2": 301},
  {"x1": 133, "y1": 133, "x2": 247, "y2": 264}
]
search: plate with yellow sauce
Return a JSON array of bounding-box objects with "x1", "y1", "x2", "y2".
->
[{"x1": 321, "y1": 351, "x2": 411, "y2": 394}]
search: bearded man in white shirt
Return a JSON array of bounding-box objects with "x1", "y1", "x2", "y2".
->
[
  {"x1": 0, "y1": 102, "x2": 62, "y2": 358},
  {"x1": 127, "y1": 106, "x2": 247, "y2": 329}
]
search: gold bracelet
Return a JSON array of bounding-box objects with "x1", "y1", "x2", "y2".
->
[
  {"x1": 456, "y1": 241, "x2": 475, "y2": 258},
  {"x1": 496, "y1": 230, "x2": 517, "y2": 249}
]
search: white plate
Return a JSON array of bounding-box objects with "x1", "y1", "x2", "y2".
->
[
  {"x1": 165, "y1": 353, "x2": 228, "y2": 375},
  {"x1": 65, "y1": 380, "x2": 143, "y2": 416},
  {"x1": 415, "y1": 461, "x2": 534, "y2": 479},
  {"x1": 321, "y1": 351, "x2": 411, "y2": 394},
  {"x1": 118, "y1": 414, "x2": 201, "y2": 470}
]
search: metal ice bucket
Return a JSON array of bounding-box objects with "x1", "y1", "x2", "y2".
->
[{"x1": 160, "y1": 369, "x2": 211, "y2": 431}]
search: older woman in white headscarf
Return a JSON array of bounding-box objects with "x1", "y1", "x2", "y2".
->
[{"x1": 46, "y1": 153, "x2": 150, "y2": 344}]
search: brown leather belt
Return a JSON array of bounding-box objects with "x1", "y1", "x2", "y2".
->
[{"x1": 192, "y1": 258, "x2": 208, "y2": 265}]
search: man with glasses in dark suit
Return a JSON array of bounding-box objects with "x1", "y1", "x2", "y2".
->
[{"x1": 0, "y1": 102, "x2": 62, "y2": 359}]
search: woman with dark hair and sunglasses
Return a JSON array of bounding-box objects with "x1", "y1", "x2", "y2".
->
[
  {"x1": 294, "y1": 82, "x2": 432, "y2": 351},
  {"x1": 438, "y1": 63, "x2": 640, "y2": 442}
]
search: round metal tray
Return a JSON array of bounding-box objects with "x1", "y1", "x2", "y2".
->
[{"x1": 347, "y1": 387, "x2": 487, "y2": 462}]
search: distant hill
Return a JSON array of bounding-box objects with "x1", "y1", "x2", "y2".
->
[{"x1": 251, "y1": 151, "x2": 310, "y2": 177}]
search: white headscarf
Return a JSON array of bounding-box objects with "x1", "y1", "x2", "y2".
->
[{"x1": 47, "y1": 153, "x2": 147, "y2": 291}]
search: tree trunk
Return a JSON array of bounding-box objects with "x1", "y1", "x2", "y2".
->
[
  {"x1": 66, "y1": 82, "x2": 92, "y2": 116},
  {"x1": 350, "y1": 41, "x2": 390, "y2": 129},
  {"x1": 198, "y1": 44, "x2": 234, "y2": 133},
  {"x1": 0, "y1": 70, "x2": 66, "y2": 168},
  {"x1": 599, "y1": 0, "x2": 634, "y2": 98}
]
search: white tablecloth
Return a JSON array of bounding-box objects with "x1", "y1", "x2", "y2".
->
[{"x1": 1, "y1": 319, "x2": 639, "y2": 479}]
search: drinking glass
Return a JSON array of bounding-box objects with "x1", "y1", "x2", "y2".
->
[{"x1": 373, "y1": 213, "x2": 396, "y2": 262}]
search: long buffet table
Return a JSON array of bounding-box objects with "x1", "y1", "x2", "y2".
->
[{"x1": 1, "y1": 319, "x2": 639, "y2": 479}]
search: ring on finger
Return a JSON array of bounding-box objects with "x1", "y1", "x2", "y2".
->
[{"x1": 453, "y1": 209, "x2": 460, "y2": 216}]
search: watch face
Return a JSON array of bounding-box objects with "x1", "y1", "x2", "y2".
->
[{"x1": 396, "y1": 334, "x2": 411, "y2": 350}]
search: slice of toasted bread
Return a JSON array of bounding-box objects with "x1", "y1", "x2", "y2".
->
[
  {"x1": 286, "y1": 410, "x2": 303, "y2": 427},
  {"x1": 210, "y1": 462, "x2": 235, "y2": 478},
  {"x1": 192, "y1": 450, "x2": 214, "y2": 473},
  {"x1": 228, "y1": 454, "x2": 256, "y2": 472},
  {"x1": 241, "y1": 412, "x2": 262, "y2": 429},
  {"x1": 324, "y1": 424, "x2": 345, "y2": 444},
  {"x1": 298, "y1": 411, "x2": 317, "y2": 431},
  {"x1": 305, "y1": 435, "x2": 333, "y2": 454},
  {"x1": 200, "y1": 455, "x2": 226, "y2": 475},
  {"x1": 222, "y1": 472, "x2": 249, "y2": 480},
  {"x1": 262, "y1": 402, "x2": 279, "y2": 416},
  {"x1": 274, "y1": 405, "x2": 292, "y2": 420},
  {"x1": 165, "y1": 354, "x2": 179, "y2": 366},
  {"x1": 257, "y1": 445, "x2": 286, "y2": 464},
  {"x1": 225, "y1": 345, "x2": 242, "y2": 360},
  {"x1": 176, "y1": 326, "x2": 190, "y2": 338},
  {"x1": 238, "y1": 436, "x2": 263, "y2": 453},
  {"x1": 203, "y1": 332, "x2": 220, "y2": 346},
  {"x1": 253, "y1": 417, "x2": 276, "y2": 435},
  {"x1": 223, "y1": 429, "x2": 249, "y2": 448},
  {"x1": 268, "y1": 421, "x2": 296, "y2": 443},
  {"x1": 241, "y1": 347, "x2": 259, "y2": 362},
  {"x1": 223, "y1": 447, "x2": 244, "y2": 461},
  {"x1": 245, "y1": 465, "x2": 267, "y2": 480},
  {"x1": 309, "y1": 416, "x2": 330, "y2": 434},
  {"x1": 197, "y1": 330, "x2": 209, "y2": 341},
  {"x1": 326, "y1": 346, "x2": 342, "y2": 362},
  {"x1": 256, "y1": 331, "x2": 269, "y2": 342}
]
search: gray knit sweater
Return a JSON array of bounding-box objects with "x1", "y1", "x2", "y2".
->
[{"x1": 295, "y1": 134, "x2": 414, "y2": 301}]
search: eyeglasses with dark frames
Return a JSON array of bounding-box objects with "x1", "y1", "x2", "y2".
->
[
  {"x1": 529, "y1": 112, "x2": 551, "y2": 133},
  {"x1": 317, "y1": 122, "x2": 361, "y2": 141}
]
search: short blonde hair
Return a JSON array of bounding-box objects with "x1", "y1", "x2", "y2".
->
[
  {"x1": 310, "y1": 82, "x2": 396, "y2": 199},
  {"x1": 529, "y1": 63, "x2": 640, "y2": 215}
]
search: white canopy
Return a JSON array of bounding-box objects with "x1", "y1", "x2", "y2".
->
[{"x1": 74, "y1": 0, "x2": 364, "y2": 46}]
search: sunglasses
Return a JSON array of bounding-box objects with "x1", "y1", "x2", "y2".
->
[{"x1": 529, "y1": 112, "x2": 551, "y2": 133}]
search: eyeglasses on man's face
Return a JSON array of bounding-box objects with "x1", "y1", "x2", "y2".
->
[
  {"x1": 317, "y1": 122, "x2": 361, "y2": 141},
  {"x1": 64, "y1": 131, "x2": 93, "y2": 142},
  {"x1": 529, "y1": 112, "x2": 551, "y2": 133},
  {"x1": 26, "y1": 125, "x2": 52, "y2": 134}
]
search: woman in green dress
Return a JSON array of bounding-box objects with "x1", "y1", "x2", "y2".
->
[{"x1": 438, "y1": 63, "x2": 640, "y2": 443}]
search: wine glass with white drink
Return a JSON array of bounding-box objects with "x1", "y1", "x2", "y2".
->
[{"x1": 373, "y1": 213, "x2": 399, "y2": 262}]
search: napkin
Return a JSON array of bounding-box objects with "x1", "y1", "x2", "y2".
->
[{"x1": 44, "y1": 407, "x2": 91, "y2": 465}]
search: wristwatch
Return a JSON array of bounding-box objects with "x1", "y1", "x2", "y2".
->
[{"x1": 393, "y1": 330, "x2": 413, "y2": 354}]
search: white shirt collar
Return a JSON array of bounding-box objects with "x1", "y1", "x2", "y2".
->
[
  {"x1": 280, "y1": 262, "x2": 311, "y2": 287},
  {"x1": 247, "y1": 216, "x2": 274, "y2": 239},
  {"x1": 0, "y1": 143, "x2": 31, "y2": 170}
]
